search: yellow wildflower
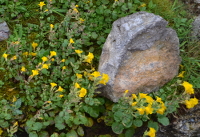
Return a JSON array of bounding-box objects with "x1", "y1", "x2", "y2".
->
[
  {"x1": 50, "y1": 51, "x2": 57, "y2": 57},
  {"x1": 70, "y1": 38, "x2": 74, "y2": 44},
  {"x1": 50, "y1": 24, "x2": 54, "y2": 28},
  {"x1": 99, "y1": 73, "x2": 109, "y2": 85},
  {"x1": 146, "y1": 127, "x2": 156, "y2": 137},
  {"x1": 185, "y1": 98, "x2": 198, "y2": 109},
  {"x1": 177, "y1": 71, "x2": 185, "y2": 78},
  {"x1": 51, "y1": 58, "x2": 55, "y2": 61},
  {"x1": 76, "y1": 73, "x2": 82, "y2": 79},
  {"x1": 79, "y1": 88, "x2": 87, "y2": 97},
  {"x1": 42, "y1": 64, "x2": 49, "y2": 69},
  {"x1": 61, "y1": 59, "x2": 65, "y2": 62},
  {"x1": 124, "y1": 90, "x2": 129, "y2": 93},
  {"x1": 11, "y1": 55, "x2": 17, "y2": 60},
  {"x1": 38, "y1": 2, "x2": 45, "y2": 9},
  {"x1": 59, "y1": 95, "x2": 64, "y2": 98},
  {"x1": 57, "y1": 86, "x2": 64, "y2": 92},
  {"x1": 21, "y1": 66, "x2": 26, "y2": 72},
  {"x1": 137, "y1": 108, "x2": 145, "y2": 115},
  {"x1": 182, "y1": 81, "x2": 194, "y2": 94},
  {"x1": 84, "y1": 52, "x2": 94, "y2": 63},
  {"x1": 145, "y1": 96, "x2": 154, "y2": 104},
  {"x1": 75, "y1": 50, "x2": 83, "y2": 54},
  {"x1": 75, "y1": 5, "x2": 79, "y2": 7},
  {"x1": 32, "y1": 42, "x2": 38, "y2": 50},
  {"x1": 2, "y1": 53, "x2": 9, "y2": 59},
  {"x1": 47, "y1": 101, "x2": 52, "y2": 103},
  {"x1": 23, "y1": 52, "x2": 28, "y2": 56},
  {"x1": 32, "y1": 70, "x2": 39, "y2": 76},
  {"x1": 145, "y1": 105, "x2": 154, "y2": 115},
  {"x1": 139, "y1": 93, "x2": 147, "y2": 99},
  {"x1": 131, "y1": 102, "x2": 137, "y2": 106},
  {"x1": 79, "y1": 18, "x2": 85, "y2": 23},
  {"x1": 44, "y1": 9, "x2": 48, "y2": 12},
  {"x1": 73, "y1": 8, "x2": 78, "y2": 13},
  {"x1": 30, "y1": 52, "x2": 37, "y2": 56},
  {"x1": 91, "y1": 71, "x2": 101, "y2": 78},
  {"x1": 50, "y1": 83, "x2": 57, "y2": 88},
  {"x1": 75, "y1": 83, "x2": 81, "y2": 88},
  {"x1": 132, "y1": 94, "x2": 137, "y2": 100},
  {"x1": 156, "y1": 96, "x2": 162, "y2": 103},
  {"x1": 42, "y1": 56, "x2": 48, "y2": 62},
  {"x1": 62, "y1": 66, "x2": 67, "y2": 70},
  {"x1": 13, "y1": 121, "x2": 18, "y2": 127},
  {"x1": 156, "y1": 104, "x2": 166, "y2": 115}
]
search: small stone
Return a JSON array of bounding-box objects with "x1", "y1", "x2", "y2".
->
[
  {"x1": 0, "y1": 21, "x2": 10, "y2": 41},
  {"x1": 98, "y1": 11, "x2": 181, "y2": 102}
]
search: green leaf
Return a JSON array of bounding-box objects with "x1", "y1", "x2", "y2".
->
[
  {"x1": 101, "y1": 0, "x2": 109, "y2": 4},
  {"x1": 148, "y1": 0, "x2": 156, "y2": 9},
  {"x1": 74, "y1": 116, "x2": 81, "y2": 125},
  {"x1": 133, "y1": 119, "x2": 143, "y2": 127},
  {"x1": 114, "y1": 111, "x2": 123, "y2": 122},
  {"x1": 55, "y1": 123, "x2": 65, "y2": 130},
  {"x1": 147, "y1": 121, "x2": 159, "y2": 131},
  {"x1": 125, "y1": 127, "x2": 135, "y2": 137},
  {"x1": 77, "y1": 126, "x2": 84, "y2": 136},
  {"x1": 50, "y1": 132, "x2": 59, "y2": 137},
  {"x1": 91, "y1": 32, "x2": 98, "y2": 39},
  {"x1": 112, "y1": 122, "x2": 124, "y2": 134},
  {"x1": 79, "y1": 115, "x2": 88, "y2": 125},
  {"x1": 83, "y1": 106, "x2": 99, "y2": 118},
  {"x1": 158, "y1": 116, "x2": 169, "y2": 126},
  {"x1": 29, "y1": 131, "x2": 38, "y2": 137},
  {"x1": 32, "y1": 122, "x2": 43, "y2": 131},
  {"x1": 38, "y1": 131, "x2": 49, "y2": 137},
  {"x1": 66, "y1": 130, "x2": 78, "y2": 137},
  {"x1": 14, "y1": 98, "x2": 22, "y2": 108},
  {"x1": 122, "y1": 115, "x2": 133, "y2": 128}
]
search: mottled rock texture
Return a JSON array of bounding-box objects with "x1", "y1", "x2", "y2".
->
[
  {"x1": 0, "y1": 21, "x2": 10, "y2": 41},
  {"x1": 98, "y1": 11, "x2": 181, "y2": 102},
  {"x1": 192, "y1": 15, "x2": 200, "y2": 39}
]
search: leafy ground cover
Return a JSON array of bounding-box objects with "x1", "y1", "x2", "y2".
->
[{"x1": 0, "y1": 0, "x2": 199, "y2": 137}]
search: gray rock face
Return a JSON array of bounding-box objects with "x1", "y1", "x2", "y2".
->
[
  {"x1": 98, "y1": 11, "x2": 181, "y2": 102},
  {"x1": 192, "y1": 15, "x2": 200, "y2": 39},
  {"x1": 0, "y1": 21, "x2": 10, "y2": 41}
]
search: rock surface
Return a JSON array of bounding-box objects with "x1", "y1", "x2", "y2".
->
[
  {"x1": 98, "y1": 11, "x2": 181, "y2": 102},
  {"x1": 191, "y1": 15, "x2": 200, "y2": 39},
  {"x1": 0, "y1": 21, "x2": 10, "y2": 41}
]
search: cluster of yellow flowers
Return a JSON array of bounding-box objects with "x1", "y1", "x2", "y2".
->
[
  {"x1": 181, "y1": 81, "x2": 198, "y2": 109},
  {"x1": 130, "y1": 92, "x2": 166, "y2": 115},
  {"x1": 185, "y1": 98, "x2": 198, "y2": 109},
  {"x1": 74, "y1": 82, "x2": 87, "y2": 97},
  {"x1": 75, "y1": 71, "x2": 109, "y2": 98},
  {"x1": 50, "y1": 82, "x2": 64, "y2": 98},
  {"x1": 2, "y1": 53, "x2": 17, "y2": 61},
  {"x1": 28, "y1": 51, "x2": 56, "y2": 77},
  {"x1": 177, "y1": 67, "x2": 198, "y2": 109}
]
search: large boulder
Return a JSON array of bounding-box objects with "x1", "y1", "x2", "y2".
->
[
  {"x1": 0, "y1": 21, "x2": 10, "y2": 41},
  {"x1": 98, "y1": 11, "x2": 181, "y2": 102}
]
